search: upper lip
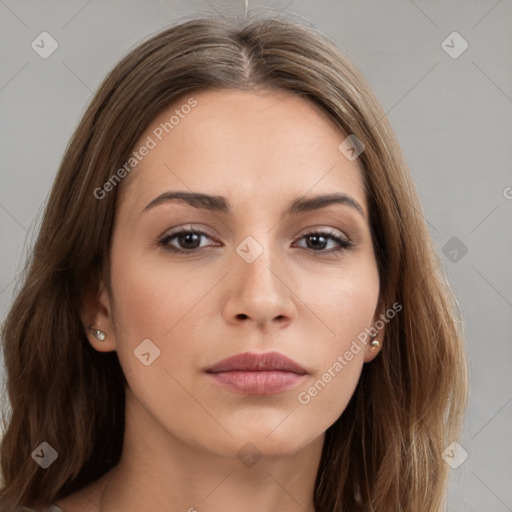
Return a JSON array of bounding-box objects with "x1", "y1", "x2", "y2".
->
[{"x1": 206, "y1": 351, "x2": 307, "y2": 375}]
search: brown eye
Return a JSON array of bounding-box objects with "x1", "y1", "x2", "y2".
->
[
  {"x1": 158, "y1": 229, "x2": 353, "y2": 256},
  {"x1": 295, "y1": 231, "x2": 353, "y2": 253},
  {"x1": 159, "y1": 229, "x2": 215, "y2": 254}
]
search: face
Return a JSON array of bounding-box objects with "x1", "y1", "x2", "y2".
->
[{"x1": 88, "y1": 88, "x2": 382, "y2": 460}]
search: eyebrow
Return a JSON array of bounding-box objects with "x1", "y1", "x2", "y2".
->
[{"x1": 142, "y1": 190, "x2": 366, "y2": 219}]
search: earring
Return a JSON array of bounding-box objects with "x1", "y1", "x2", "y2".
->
[
  {"x1": 89, "y1": 327, "x2": 106, "y2": 341},
  {"x1": 370, "y1": 338, "x2": 380, "y2": 350}
]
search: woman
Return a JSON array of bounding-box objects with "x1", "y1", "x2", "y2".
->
[{"x1": 0, "y1": 14, "x2": 468, "y2": 512}]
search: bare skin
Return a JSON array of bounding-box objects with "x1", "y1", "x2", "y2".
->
[{"x1": 59, "y1": 89, "x2": 384, "y2": 512}]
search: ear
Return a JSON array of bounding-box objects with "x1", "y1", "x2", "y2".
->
[
  {"x1": 363, "y1": 299, "x2": 387, "y2": 363},
  {"x1": 80, "y1": 280, "x2": 117, "y2": 353}
]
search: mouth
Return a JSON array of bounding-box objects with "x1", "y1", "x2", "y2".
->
[{"x1": 205, "y1": 351, "x2": 308, "y2": 395}]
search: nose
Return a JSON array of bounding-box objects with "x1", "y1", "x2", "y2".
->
[{"x1": 222, "y1": 242, "x2": 297, "y2": 332}]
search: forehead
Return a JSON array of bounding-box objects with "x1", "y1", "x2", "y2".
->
[{"x1": 118, "y1": 88, "x2": 367, "y2": 216}]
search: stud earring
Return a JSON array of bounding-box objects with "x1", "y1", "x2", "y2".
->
[
  {"x1": 370, "y1": 338, "x2": 380, "y2": 350},
  {"x1": 89, "y1": 327, "x2": 106, "y2": 341}
]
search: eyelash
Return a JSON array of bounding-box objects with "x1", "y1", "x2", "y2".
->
[{"x1": 158, "y1": 228, "x2": 354, "y2": 256}]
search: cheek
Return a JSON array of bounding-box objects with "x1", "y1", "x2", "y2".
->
[
  {"x1": 107, "y1": 237, "x2": 223, "y2": 392},
  {"x1": 109, "y1": 243, "x2": 215, "y2": 340},
  {"x1": 333, "y1": 269, "x2": 380, "y2": 342},
  {"x1": 306, "y1": 252, "x2": 380, "y2": 354},
  {"x1": 107, "y1": 236, "x2": 190, "y2": 378},
  {"x1": 107, "y1": 245, "x2": 221, "y2": 435},
  {"x1": 294, "y1": 270, "x2": 379, "y2": 424},
  {"x1": 291, "y1": 250, "x2": 379, "y2": 423}
]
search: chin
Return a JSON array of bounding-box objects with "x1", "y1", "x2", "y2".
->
[{"x1": 234, "y1": 428, "x2": 317, "y2": 460}]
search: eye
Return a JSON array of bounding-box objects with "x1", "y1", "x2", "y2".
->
[
  {"x1": 158, "y1": 228, "x2": 354, "y2": 255},
  {"x1": 294, "y1": 230, "x2": 354, "y2": 253},
  {"x1": 159, "y1": 228, "x2": 216, "y2": 254}
]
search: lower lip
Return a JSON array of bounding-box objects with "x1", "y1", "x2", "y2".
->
[{"x1": 206, "y1": 370, "x2": 306, "y2": 395}]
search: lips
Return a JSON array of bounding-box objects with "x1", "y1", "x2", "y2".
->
[
  {"x1": 206, "y1": 351, "x2": 307, "y2": 374},
  {"x1": 205, "y1": 351, "x2": 307, "y2": 395}
]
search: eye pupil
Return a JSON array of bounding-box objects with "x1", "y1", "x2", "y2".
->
[
  {"x1": 307, "y1": 234, "x2": 327, "y2": 250},
  {"x1": 178, "y1": 232, "x2": 201, "y2": 249}
]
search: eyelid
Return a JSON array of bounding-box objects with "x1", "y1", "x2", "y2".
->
[
  {"x1": 295, "y1": 226, "x2": 351, "y2": 241},
  {"x1": 160, "y1": 224, "x2": 350, "y2": 241}
]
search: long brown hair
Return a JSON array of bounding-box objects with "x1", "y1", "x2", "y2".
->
[{"x1": 0, "y1": 14, "x2": 468, "y2": 512}]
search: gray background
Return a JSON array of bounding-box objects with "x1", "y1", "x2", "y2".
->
[{"x1": 0, "y1": 0, "x2": 511, "y2": 510}]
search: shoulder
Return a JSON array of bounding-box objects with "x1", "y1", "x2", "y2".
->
[
  {"x1": 51, "y1": 471, "x2": 111, "y2": 512},
  {"x1": 18, "y1": 470, "x2": 111, "y2": 512}
]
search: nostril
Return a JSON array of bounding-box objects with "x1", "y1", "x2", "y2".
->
[{"x1": 236, "y1": 314, "x2": 249, "y2": 320}]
